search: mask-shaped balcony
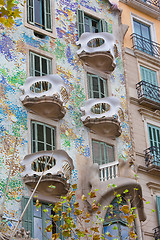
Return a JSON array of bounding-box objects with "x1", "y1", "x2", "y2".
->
[
  {"x1": 80, "y1": 97, "x2": 123, "y2": 138},
  {"x1": 20, "y1": 75, "x2": 68, "y2": 120},
  {"x1": 76, "y1": 32, "x2": 116, "y2": 73},
  {"x1": 21, "y1": 150, "x2": 74, "y2": 196}
]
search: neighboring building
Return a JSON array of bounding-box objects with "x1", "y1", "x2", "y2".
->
[
  {"x1": 0, "y1": 0, "x2": 146, "y2": 239},
  {"x1": 117, "y1": 0, "x2": 160, "y2": 239}
]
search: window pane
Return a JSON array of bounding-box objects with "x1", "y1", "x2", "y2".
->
[
  {"x1": 38, "y1": 142, "x2": 44, "y2": 151},
  {"x1": 100, "y1": 143, "x2": 105, "y2": 165},
  {"x1": 37, "y1": 124, "x2": 44, "y2": 142},
  {"x1": 46, "y1": 144, "x2": 52, "y2": 150},
  {"x1": 92, "y1": 77, "x2": 99, "y2": 91},
  {"x1": 84, "y1": 17, "x2": 90, "y2": 32},
  {"x1": 93, "y1": 92, "x2": 99, "y2": 98},
  {"x1": 34, "y1": 205, "x2": 42, "y2": 217},
  {"x1": 46, "y1": 127, "x2": 51, "y2": 144},
  {"x1": 35, "y1": 55, "x2": 40, "y2": 74},
  {"x1": 34, "y1": 0, "x2": 41, "y2": 26},
  {"x1": 120, "y1": 224, "x2": 129, "y2": 239},
  {"x1": 107, "y1": 145, "x2": 114, "y2": 163},
  {"x1": 92, "y1": 19, "x2": 98, "y2": 33},
  {"x1": 42, "y1": 58, "x2": 48, "y2": 75},
  {"x1": 93, "y1": 141, "x2": 100, "y2": 164},
  {"x1": 103, "y1": 224, "x2": 119, "y2": 239},
  {"x1": 32, "y1": 123, "x2": 35, "y2": 140},
  {"x1": 34, "y1": 217, "x2": 43, "y2": 240}
]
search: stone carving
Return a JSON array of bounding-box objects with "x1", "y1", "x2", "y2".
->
[
  {"x1": 76, "y1": 32, "x2": 116, "y2": 72},
  {"x1": 80, "y1": 96, "x2": 122, "y2": 137}
]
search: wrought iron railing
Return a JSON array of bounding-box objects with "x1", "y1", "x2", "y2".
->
[
  {"x1": 153, "y1": 226, "x2": 160, "y2": 240},
  {"x1": 136, "y1": 81, "x2": 160, "y2": 102},
  {"x1": 141, "y1": 0, "x2": 160, "y2": 9},
  {"x1": 145, "y1": 146, "x2": 160, "y2": 167},
  {"x1": 131, "y1": 33, "x2": 160, "y2": 58},
  {"x1": 99, "y1": 161, "x2": 119, "y2": 182}
]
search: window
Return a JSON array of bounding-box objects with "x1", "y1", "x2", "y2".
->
[
  {"x1": 156, "y1": 196, "x2": 160, "y2": 225},
  {"x1": 29, "y1": 52, "x2": 52, "y2": 77},
  {"x1": 133, "y1": 19, "x2": 153, "y2": 55},
  {"x1": 22, "y1": 197, "x2": 60, "y2": 240},
  {"x1": 31, "y1": 121, "x2": 56, "y2": 153},
  {"x1": 92, "y1": 140, "x2": 114, "y2": 165},
  {"x1": 140, "y1": 66, "x2": 157, "y2": 86},
  {"x1": 27, "y1": 0, "x2": 52, "y2": 31},
  {"x1": 87, "y1": 73, "x2": 108, "y2": 98},
  {"x1": 147, "y1": 124, "x2": 160, "y2": 166},
  {"x1": 77, "y1": 9, "x2": 108, "y2": 37},
  {"x1": 103, "y1": 198, "x2": 130, "y2": 240}
]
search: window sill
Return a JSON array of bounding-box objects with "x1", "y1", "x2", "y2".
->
[
  {"x1": 24, "y1": 22, "x2": 56, "y2": 39},
  {"x1": 138, "y1": 164, "x2": 160, "y2": 176}
]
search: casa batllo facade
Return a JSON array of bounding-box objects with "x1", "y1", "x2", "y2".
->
[{"x1": 0, "y1": 0, "x2": 148, "y2": 239}]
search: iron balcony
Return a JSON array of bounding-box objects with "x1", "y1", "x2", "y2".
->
[
  {"x1": 131, "y1": 33, "x2": 160, "y2": 58},
  {"x1": 145, "y1": 146, "x2": 160, "y2": 167},
  {"x1": 136, "y1": 81, "x2": 160, "y2": 103},
  {"x1": 153, "y1": 226, "x2": 160, "y2": 240}
]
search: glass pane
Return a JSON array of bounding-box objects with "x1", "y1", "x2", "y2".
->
[
  {"x1": 93, "y1": 141, "x2": 100, "y2": 164},
  {"x1": 34, "y1": 0, "x2": 41, "y2": 26},
  {"x1": 34, "y1": 217, "x2": 43, "y2": 240},
  {"x1": 32, "y1": 141, "x2": 36, "y2": 153},
  {"x1": 46, "y1": 144, "x2": 52, "y2": 150},
  {"x1": 38, "y1": 142, "x2": 44, "y2": 151},
  {"x1": 46, "y1": 220, "x2": 53, "y2": 239},
  {"x1": 141, "y1": 24, "x2": 151, "y2": 40},
  {"x1": 32, "y1": 123, "x2": 35, "y2": 140},
  {"x1": 37, "y1": 124, "x2": 44, "y2": 142},
  {"x1": 120, "y1": 224, "x2": 129, "y2": 239},
  {"x1": 133, "y1": 20, "x2": 141, "y2": 35},
  {"x1": 92, "y1": 77, "x2": 99, "y2": 91},
  {"x1": 100, "y1": 79, "x2": 104, "y2": 95},
  {"x1": 46, "y1": 127, "x2": 51, "y2": 144},
  {"x1": 84, "y1": 17, "x2": 90, "y2": 32},
  {"x1": 35, "y1": 55, "x2": 40, "y2": 72},
  {"x1": 100, "y1": 143, "x2": 105, "y2": 165},
  {"x1": 34, "y1": 205, "x2": 42, "y2": 217},
  {"x1": 103, "y1": 224, "x2": 119, "y2": 239},
  {"x1": 107, "y1": 145, "x2": 114, "y2": 163},
  {"x1": 93, "y1": 92, "x2": 99, "y2": 98},
  {"x1": 92, "y1": 19, "x2": 98, "y2": 33},
  {"x1": 42, "y1": 58, "x2": 48, "y2": 75}
]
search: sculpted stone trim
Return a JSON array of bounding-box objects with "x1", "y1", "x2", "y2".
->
[
  {"x1": 76, "y1": 32, "x2": 116, "y2": 72},
  {"x1": 20, "y1": 75, "x2": 68, "y2": 120},
  {"x1": 81, "y1": 97, "x2": 122, "y2": 138},
  {"x1": 21, "y1": 150, "x2": 74, "y2": 195}
]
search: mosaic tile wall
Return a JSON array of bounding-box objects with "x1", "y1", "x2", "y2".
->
[{"x1": 0, "y1": 0, "x2": 130, "y2": 232}]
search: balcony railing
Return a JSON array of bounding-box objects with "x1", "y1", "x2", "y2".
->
[
  {"x1": 145, "y1": 146, "x2": 160, "y2": 167},
  {"x1": 99, "y1": 161, "x2": 119, "y2": 182},
  {"x1": 153, "y1": 226, "x2": 160, "y2": 240},
  {"x1": 136, "y1": 81, "x2": 160, "y2": 103},
  {"x1": 131, "y1": 33, "x2": 160, "y2": 58},
  {"x1": 141, "y1": 0, "x2": 160, "y2": 9}
]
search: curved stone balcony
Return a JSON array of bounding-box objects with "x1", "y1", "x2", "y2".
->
[
  {"x1": 76, "y1": 32, "x2": 116, "y2": 73},
  {"x1": 80, "y1": 97, "x2": 123, "y2": 138},
  {"x1": 21, "y1": 150, "x2": 74, "y2": 196},
  {"x1": 20, "y1": 75, "x2": 69, "y2": 120}
]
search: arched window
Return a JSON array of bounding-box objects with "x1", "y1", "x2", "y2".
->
[{"x1": 103, "y1": 198, "x2": 130, "y2": 240}]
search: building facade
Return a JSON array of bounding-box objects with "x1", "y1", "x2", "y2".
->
[
  {"x1": 0, "y1": 0, "x2": 148, "y2": 239},
  {"x1": 117, "y1": 0, "x2": 160, "y2": 239}
]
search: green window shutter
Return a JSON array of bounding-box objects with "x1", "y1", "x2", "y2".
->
[
  {"x1": 27, "y1": 0, "x2": 35, "y2": 24},
  {"x1": 22, "y1": 196, "x2": 34, "y2": 237},
  {"x1": 87, "y1": 73, "x2": 107, "y2": 99},
  {"x1": 99, "y1": 19, "x2": 108, "y2": 32},
  {"x1": 148, "y1": 124, "x2": 160, "y2": 148},
  {"x1": 140, "y1": 66, "x2": 157, "y2": 86},
  {"x1": 44, "y1": 0, "x2": 52, "y2": 31},
  {"x1": 156, "y1": 196, "x2": 160, "y2": 225},
  {"x1": 77, "y1": 9, "x2": 85, "y2": 37}
]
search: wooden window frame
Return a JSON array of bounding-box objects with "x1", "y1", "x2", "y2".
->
[
  {"x1": 29, "y1": 51, "x2": 52, "y2": 77},
  {"x1": 87, "y1": 73, "x2": 108, "y2": 99},
  {"x1": 92, "y1": 140, "x2": 115, "y2": 166},
  {"x1": 31, "y1": 121, "x2": 56, "y2": 153}
]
